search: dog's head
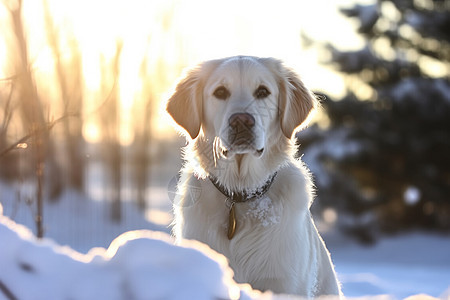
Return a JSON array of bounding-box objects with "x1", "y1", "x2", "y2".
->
[{"x1": 167, "y1": 56, "x2": 316, "y2": 159}]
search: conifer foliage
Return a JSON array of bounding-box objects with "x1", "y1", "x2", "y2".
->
[{"x1": 298, "y1": 0, "x2": 450, "y2": 243}]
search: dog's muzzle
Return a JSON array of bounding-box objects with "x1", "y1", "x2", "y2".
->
[{"x1": 224, "y1": 113, "x2": 264, "y2": 156}]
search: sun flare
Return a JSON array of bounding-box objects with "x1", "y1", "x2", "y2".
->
[{"x1": 0, "y1": 0, "x2": 362, "y2": 144}]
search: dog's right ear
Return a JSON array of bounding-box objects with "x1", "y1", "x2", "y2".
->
[
  {"x1": 278, "y1": 67, "x2": 316, "y2": 139},
  {"x1": 166, "y1": 67, "x2": 203, "y2": 139}
]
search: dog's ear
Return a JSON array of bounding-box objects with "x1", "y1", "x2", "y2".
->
[
  {"x1": 277, "y1": 63, "x2": 317, "y2": 139},
  {"x1": 166, "y1": 67, "x2": 203, "y2": 139}
]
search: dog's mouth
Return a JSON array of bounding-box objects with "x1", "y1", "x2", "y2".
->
[
  {"x1": 221, "y1": 146, "x2": 264, "y2": 158},
  {"x1": 221, "y1": 128, "x2": 264, "y2": 157}
]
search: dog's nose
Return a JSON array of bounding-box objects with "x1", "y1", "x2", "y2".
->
[{"x1": 229, "y1": 113, "x2": 255, "y2": 129}]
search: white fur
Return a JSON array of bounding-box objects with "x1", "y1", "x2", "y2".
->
[{"x1": 167, "y1": 56, "x2": 341, "y2": 297}]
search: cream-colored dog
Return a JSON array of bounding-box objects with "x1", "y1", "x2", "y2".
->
[{"x1": 167, "y1": 56, "x2": 341, "y2": 297}]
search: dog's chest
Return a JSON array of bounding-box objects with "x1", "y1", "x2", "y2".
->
[{"x1": 184, "y1": 187, "x2": 287, "y2": 269}]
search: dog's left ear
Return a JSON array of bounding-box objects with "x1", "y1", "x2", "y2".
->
[
  {"x1": 277, "y1": 64, "x2": 317, "y2": 139},
  {"x1": 167, "y1": 59, "x2": 223, "y2": 139},
  {"x1": 166, "y1": 67, "x2": 203, "y2": 139}
]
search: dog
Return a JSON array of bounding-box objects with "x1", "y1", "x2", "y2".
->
[{"x1": 166, "y1": 56, "x2": 341, "y2": 297}]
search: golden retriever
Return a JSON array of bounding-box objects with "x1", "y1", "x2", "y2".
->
[{"x1": 167, "y1": 56, "x2": 341, "y2": 297}]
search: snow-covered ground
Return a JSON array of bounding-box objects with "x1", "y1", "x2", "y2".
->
[
  {"x1": 327, "y1": 232, "x2": 450, "y2": 299},
  {"x1": 0, "y1": 211, "x2": 259, "y2": 300},
  {"x1": 1, "y1": 182, "x2": 449, "y2": 299}
]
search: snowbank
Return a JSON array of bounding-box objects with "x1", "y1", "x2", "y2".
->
[
  {"x1": 0, "y1": 210, "x2": 262, "y2": 300},
  {"x1": 330, "y1": 232, "x2": 450, "y2": 299},
  {"x1": 1, "y1": 197, "x2": 448, "y2": 299},
  {"x1": 1, "y1": 209, "x2": 447, "y2": 300}
]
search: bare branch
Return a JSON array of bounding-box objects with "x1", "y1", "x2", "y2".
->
[
  {"x1": 0, "y1": 74, "x2": 21, "y2": 82},
  {"x1": 1, "y1": 81, "x2": 16, "y2": 131},
  {"x1": 0, "y1": 112, "x2": 79, "y2": 158},
  {"x1": 0, "y1": 279, "x2": 18, "y2": 300}
]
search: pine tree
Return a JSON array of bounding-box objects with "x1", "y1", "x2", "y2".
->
[{"x1": 298, "y1": 0, "x2": 450, "y2": 243}]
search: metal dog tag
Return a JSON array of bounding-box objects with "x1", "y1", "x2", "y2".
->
[{"x1": 227, "y1": 202, "x2": 236, "y2": 240}]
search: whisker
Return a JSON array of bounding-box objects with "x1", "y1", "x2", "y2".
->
[{"x1": 213, "y1": 137, "x2": 219, "y2": 167}]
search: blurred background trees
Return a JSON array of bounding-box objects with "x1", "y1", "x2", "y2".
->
[
  {"x1": 299, "y1": 0, "x2": 450, "y2": 243},
  {"x1": 0, "y1": 0, "x2": 175, "y2": 235}
]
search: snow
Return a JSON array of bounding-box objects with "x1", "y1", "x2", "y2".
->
[
  {"x1": 247, "y1": 196, "x2": 280, "y2": 227},
  {"x1": 327, "y1": 232, "x2": 450, "y2": 299},
  {"x1": 0, "y1": 212, "x2": 256, "y2": 300},
  {"x1": 1, "y1": 182, "x2": 449, "y2": 299},
  {"x1": 403, "y1": 186, "x2": 421, "y2": 206}
]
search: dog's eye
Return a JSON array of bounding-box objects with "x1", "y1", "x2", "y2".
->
[
  {"x1": 254, "y1": 85, "x2": 271, "y2": 99},
  {"x1": 213, "y1": 86, "x2": 230, "y2": 100}
]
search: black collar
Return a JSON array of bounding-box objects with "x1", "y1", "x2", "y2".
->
[{"x1": 209, "y1": 172, "x2": 277, "y2": 203}]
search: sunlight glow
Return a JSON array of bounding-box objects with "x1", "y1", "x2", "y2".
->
[
  {"x1": 323, "y1": 207, "x2": 338, "y2": 224},
  {"x1": 0, "y1": 0, "x2": 364, "y2": 142},
  {"x1": 419, "y1": 56, "x2": 448, "y2": 78},
  {"x1": 83, "y1": 122, "x2": 101, "y2": 144},
  {"x1": 145, "y1": 209, "x2": 172, "y2": 226}
]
